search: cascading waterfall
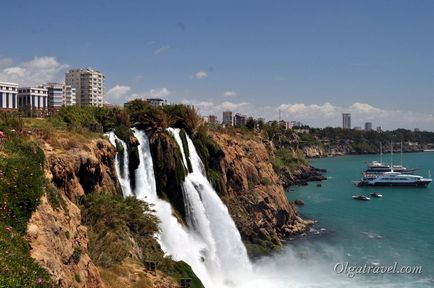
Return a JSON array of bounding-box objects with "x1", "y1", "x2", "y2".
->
[
  {"x1": 106, "y1": 132, "x2": 132, "y2": 197},
  {"x1": 132, "y1": 128, "x2": 216, "y2": 286},
  {"x1": 167, "y1": 128, "x2": 252, "y2": 284}
]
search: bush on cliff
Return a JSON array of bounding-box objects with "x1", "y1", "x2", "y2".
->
[
  {"x1": 271, "y1": 148, "x2": 308, "y2": 174},
  {"x1": 52, "y1": 106, "x2": 129, "y2": 133},
  {"x1": 80, "y1": 193, "x2": 204, "y2": 287},
  {"x1": 80, "y1": 193, "x2": 160, "y2": 267}
]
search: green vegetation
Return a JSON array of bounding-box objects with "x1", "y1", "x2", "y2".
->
[
  {"x1": 0, "y1": 135, "x2": 45, "y2": 233},
  {"x1": 80, "y1": 193, "x2": 160, "y2": 267},
  {"x1": 0, "y1": 223, "x2": 52, "y2": 287},
  {"x1": 0, "y1": 112, "x2": 24, "y2": 131},
  {"x1": 114, "y1": 125, "x2": 133, "y2": 144},
  {"x1": 46, "y1": 184, "x2": 67, "y2": 211},
  {"x1": 80, "y1": 193, "x2": 203, "y2": 287},
  {"x1": 52, "y1": 105, "x2": 129, "y2": 133},
  {"x1": 0, "y1": 114, "x2": 53, "y2": 287},
  {"x1": 309, "y1": 127, "x2": 434, "y2": 153},
  {"x1": 271, "y1": 148, "x2": 309, "y2": 174},
  {"x1": 72, "y1": 247, "x2": 82, "y2": 264},
  {"x1": 74, "y1": 274, "x2": 81, "y2": 283},
  {"x1": 162, "y1": 260, "x2": 204, "y2": 288}
]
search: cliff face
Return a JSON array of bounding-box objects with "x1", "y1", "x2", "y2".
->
[
  {"x1": 27, "y1": 134, "x2": 119, "y2": 287},
  {"x1": 27, "y1": 132, "x2": 188, "y2": 288},
  {"x1": 211, "y1": 133, "x2": 313, "y2": 253}
]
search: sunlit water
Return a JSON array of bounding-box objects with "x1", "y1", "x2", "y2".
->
[{"x1": 280, "y1": 152, "x2": 434, "y2": 287}]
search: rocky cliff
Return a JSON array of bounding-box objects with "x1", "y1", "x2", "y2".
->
[
  {"x1": 210, "y1": 133, "x2": 314, "y2": 255},
  {"x1": 27, "y1": 132, "x2": 119, "y2": 287},
  {"x1": 26, "y1": 130, "x2": 187, "y2": 288}
]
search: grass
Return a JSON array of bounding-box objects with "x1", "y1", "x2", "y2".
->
[{"x1": 0, "y1": 223, "x2": 53, "y2": 287}]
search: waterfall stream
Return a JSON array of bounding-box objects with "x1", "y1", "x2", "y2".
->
[{"x1": 107, "y1": 129, "x2": 253, "y2": 287}]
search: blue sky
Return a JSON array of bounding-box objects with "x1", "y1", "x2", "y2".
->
[{"x1": 1, "y1": 0, "x2": 434, "y2": 130}]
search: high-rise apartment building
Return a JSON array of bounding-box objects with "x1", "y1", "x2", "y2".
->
[
  {"x1": 65, "y1": 68, "x2": 104, "y2": 107},
  {"x1": 63, "y1": 85, "x2": 76, "y2": 106},
  {"x1": 208, "y1": 115, "x2": 218, "y2": 125},
  {"x1": 233, "y1": 113, "x2": 246, "y2": 128},
  {"x1": 342, "y1": 113, "x2": 351, "y2": 129},
  {"x1": 0, "y1": 82, "x2": 18, "y2": 111},
  {"x1": 44, "y1": 83, "x2": 76, "y2": 111},
  {"x1": 222, "y1": 111, "x2": 233, "y2": 126},
  {"x1": 365, "y1": 122, "x2": 373, "y2": 131}
]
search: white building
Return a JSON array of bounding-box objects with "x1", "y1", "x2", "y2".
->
[
  {"x1": 64, "y1": 85, "x2": 76, "y2": 106},
  {"x1": 65, "y1": 68, "x2": 104, "y2": 107},
  {"x1": 0, "y1": 81, "x2": 18, "y2": 111},
  {"x1": 18, "y1": 87, "x2": 48, "y2": 116},
  {"x1": 146, "y1": 98, "x2": 167, "y2": 107},
  {"x1": 43, "y1": 83, "x2": 76, "y2": 110}
]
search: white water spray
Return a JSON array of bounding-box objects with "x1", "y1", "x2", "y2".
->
[
  {"x1": 106, "y1": 132, "x2": 132, "y2": 197},
  {"x1": 167, "y1": 128, "x2": 252, "y2": 285}
]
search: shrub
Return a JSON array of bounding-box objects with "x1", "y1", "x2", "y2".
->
[
  {"x1": 72, "y1": 247, "x2": 82, "y2": 264},
  {"x1": 80, "y1": 193, "x2": 160, "y2": 267}
]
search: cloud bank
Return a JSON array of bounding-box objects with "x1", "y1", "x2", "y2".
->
[{"x1": 0, "y1": 56, "x2": 68, "y2": 86}]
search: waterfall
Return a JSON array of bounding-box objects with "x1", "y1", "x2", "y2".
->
[
  {"x1": 106, "y1": 132, "x2": 132, "y2": 197},
  {"x1": 167, "y1": 128, "x2": 252, "y2": 284},
  {"x1": 108, "y1": 128, "x2": 254, "y2": 287},
  {"x1": 132, "y1": 128, "x2": 215, "y2": 286}
]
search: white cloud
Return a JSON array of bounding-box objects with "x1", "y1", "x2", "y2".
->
[
  {"x1": 0, "y1": 56, "x2": 68, "y2": 86},
  {"x1": 223, "y1": 91, "x2": 237, "y2": 97},
  {"x1": 106, "y1": 85, "x2": 131, "y2": 104},
  {"x1": 154, "y1": 45, "x2": 170, "y2": 55},
  {"x1": 149, "y1": 87, "x2": 170, "y2": 98},
  {"x1": 194, "y1": 71, "x2": 208, "y2": 79}
]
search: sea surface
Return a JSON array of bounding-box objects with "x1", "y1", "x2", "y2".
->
[{"x1": 271, "y1": 152, "x2": 434, "y2": 288}]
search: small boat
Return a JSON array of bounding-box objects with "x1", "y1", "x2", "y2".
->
[
  {"x1": 316, "y1": 183, "x2": 322, "y2": 187},
  {"x1": 370, "y1": 192, "x2": 383, "y2": 198},
  {"x1": 352, "y1": 195, "x2": 370, "y2": 201}
]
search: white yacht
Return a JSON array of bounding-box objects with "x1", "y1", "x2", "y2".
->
[{"x1": 355, "y1": 171, "x2": 432, "y2": 187}]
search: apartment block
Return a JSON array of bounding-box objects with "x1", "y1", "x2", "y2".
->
[
  {"x1": 222, "y1": 111, "x2": 233, "y2": 126},
  {"x1": 65, "y1": 68, "x2": 104, "y2": 107},
  {"x1": 233, "y1": 113, "x2": 246, "y2": 128},
  {"x1": 342, "y1": 113, "x2": 351, "y2": 129},
  {"x1": 44, "y1": 83, "x2": 76, "y2": 110}
]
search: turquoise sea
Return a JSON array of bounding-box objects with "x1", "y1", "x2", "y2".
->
[{"x1": 279, "y1": 152, "x2": 434, "y2": 287}]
